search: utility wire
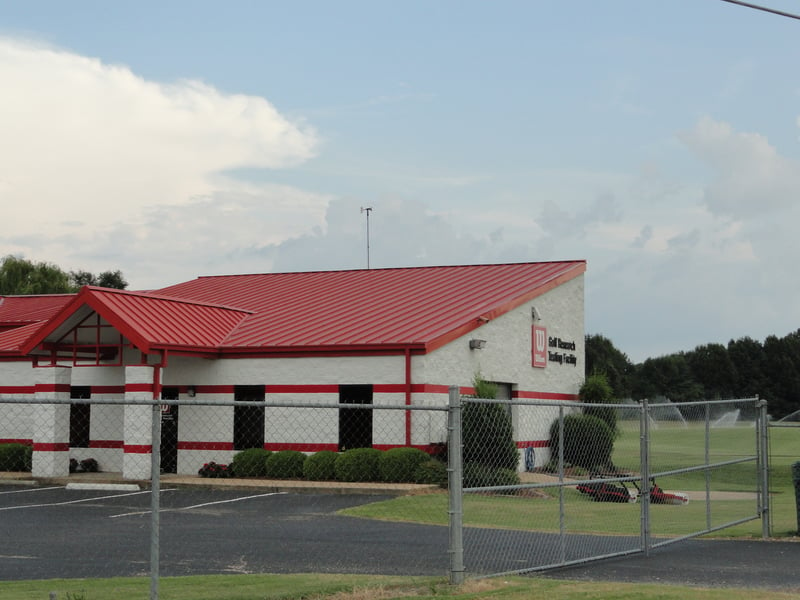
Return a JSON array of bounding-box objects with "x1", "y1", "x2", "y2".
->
[{"x1": 719, "y1": 0, "x2": 800, "y2": 21}]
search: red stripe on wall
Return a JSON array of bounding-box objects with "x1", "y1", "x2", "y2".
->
[
  {"x1": 35, "y1": 383, "x2": 71, "y2": 394},
  {"x1": 0, "y1": 386, "x2": 35, "y2": 394},
  {"x1": 410, "y1": 384, "x2": 451, "y2": 394},
  {"x1": 516, "y1": 440, "x2": 551, "y2": 448},
  {"x1": 125, "y1": 383, "x2": 153, "y2": 393},
  {"x1": 178, "y1": 441, "x2": 235, "y2": 451},
  {"x1": 266, "y1": 384, "x2": 339, "y2": 394},
  {"x1": 32, "y1": 442, "x2": 70, "y2": 452},
  {"x1": 0, "y1": 438, "x2": 32, "y2": 446},
  {"x1": 123, "y1": 444, "x2": 152, "y2": 454},
  {"x1": 190, "y1": 385, "x2": 235, "y2": 395},
  {"x1": 513, "y1": 391, "x2": 579, "y2": 401},
  {"x1": 90, "y1": 440, "x2": 124, "y2": 449}
]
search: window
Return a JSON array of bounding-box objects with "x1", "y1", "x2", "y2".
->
[
  {"x1": 69, "y1": 386, "x2": 91, "y2": 448},
  {"x1": 233, "y1": 385, "x2": 265, "y2": 450}
]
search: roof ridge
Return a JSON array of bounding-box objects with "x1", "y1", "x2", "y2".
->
[
  {"x1": 83, "y1": 286, "x2": 255, "y2": 314},
  {"x1": 191, "y1": 260, "x2": 586, "y2": 280}
]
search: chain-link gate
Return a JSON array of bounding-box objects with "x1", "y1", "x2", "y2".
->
[{"x1": 448, "y1": 390, "x2": 769, "y2": 578}]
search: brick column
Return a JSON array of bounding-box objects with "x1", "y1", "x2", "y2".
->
[
  {"x1": 32, "y1": 366, "x2": 72, "y2": 477},
  {"x1": 122, "y1": 365, "x2": 155, "y2": 480}
]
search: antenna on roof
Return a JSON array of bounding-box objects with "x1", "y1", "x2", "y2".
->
[{"x1": 360, "y1": 206, "x2": 373, "y2": 269}]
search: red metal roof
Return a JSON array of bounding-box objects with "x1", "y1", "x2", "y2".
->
[
  {"x1": 0, "y1": 294, "x2": 74, "y2": 327},
  {"x1": 155, "y1": 261, "x2": 586, "y2": 355},
  {"x1": 10, "y1": 261, "x2": 585, "y2": 358},
  {"x1": 0, "y1": 321, "x2": 50, "y2": 356},
  {"x1": 23, "y1": 287, "x2": 253, "y2": 355}
]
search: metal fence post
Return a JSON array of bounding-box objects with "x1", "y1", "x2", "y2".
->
[
  {"x1": 757, "y1": 397, "x2": 770, "y2": 538},
  {"x1": 639, "y1": 398, "x2": 650, "y2": 556},
  {"x1": 150, "y1": 401, "x2": 162, "y2": 600},
  {"x1": 447, "y1": 385, "x2": 465, "y2": 585}
]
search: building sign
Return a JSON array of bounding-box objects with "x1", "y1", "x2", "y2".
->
[
  {"x1": 532, "y1": 325, "x2": 547, "y2": 368},
  {"x1": 548, "y1": 336, "x2": 578, "y2": 367}
]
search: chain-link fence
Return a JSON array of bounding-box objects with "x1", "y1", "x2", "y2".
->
[
  {"x1": 0, "y1": 391, "x2": 769, "y2": 597},
  {"x1": 450, "y1": 393, "x2": 769, "y2": 579}
]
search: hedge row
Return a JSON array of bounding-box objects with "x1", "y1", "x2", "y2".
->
[
  {"x1": 205, "y1": 446, "x2": 448, "y2": 486},
  {"x1": 0, "y1": 443, "x2": 32, "y2": 472}
]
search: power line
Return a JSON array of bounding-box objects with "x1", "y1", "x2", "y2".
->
[{"x1": 719, "y1": 0, "x2": 800, "y2": 21}]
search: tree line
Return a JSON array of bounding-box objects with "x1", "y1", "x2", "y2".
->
[
  {"x1": 586, "y1": 332, "x2": 800, "y2": 419},
  {"x1": 0, "y1": 255, "x2": 127, "y2": 295}
]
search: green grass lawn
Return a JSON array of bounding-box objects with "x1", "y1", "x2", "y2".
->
[
  {"x1": 2, "y1": 574, "x2": 797, "y2": 600},
  {"x1": 342, "y1": 423, "x2": 799, "y2": 539}
]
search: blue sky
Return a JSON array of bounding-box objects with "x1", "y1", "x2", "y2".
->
[{"x1": 1, "y1": 1, "x2": 799, "y2": 362}]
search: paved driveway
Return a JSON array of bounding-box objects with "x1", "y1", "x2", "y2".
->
[{"x1": 1, "y1": 482, "x2": 798, "y2": 592}]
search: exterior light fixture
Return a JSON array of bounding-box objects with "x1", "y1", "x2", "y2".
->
[
  {"x1": 187, "y1": 385, "x2": 196, "y2": 398},
  {"x1": 531, "y1": 306, "x2": 541, "y2": 321},
  {"x1": 469, "y1": 339, "x2": 487, "y2": 350}
]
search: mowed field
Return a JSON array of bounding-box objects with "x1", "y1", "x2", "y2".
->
[{"x1": 343, "y1": 422, "x2": 798, "y2": 539}]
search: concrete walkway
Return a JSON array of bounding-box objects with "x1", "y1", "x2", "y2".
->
[{"x1": 0, "y1": 470, "x2": 438, "y2": 495}]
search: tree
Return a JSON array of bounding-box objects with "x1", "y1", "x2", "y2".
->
[
  {"x1": 632, "y1": 353, "x2": 703, "y2": 402},
  {"x1": 585, "y1": 334, "x2": 634, "y2": 399},
  {"x1": 685, "y1": 343, "x2": 737, "y2": 399},
  {"x1": 0, "y1": 255, "x2": 128, "y2": 295},
  {"x1": 0, "y1": 255, "x2": 73, "y2": 295},
  {"x1": 69, "y1": 269, "x2": 127, "y2": 290}
]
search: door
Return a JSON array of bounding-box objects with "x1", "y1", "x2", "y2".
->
[
  {"x1": 160, "y1": 387, "x2": 179, "y2": 474},
  {"x1": 69, "y1": 386, "x2": 91, "y2": 448},
  {"x1": 234, "y1": 385, "x2": 265, "y2": 450},
  {"x1": 338, "y1": 384, "x2": 373, "y2": 451}
]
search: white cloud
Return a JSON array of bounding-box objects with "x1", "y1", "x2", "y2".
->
[
  {"x1": 0, "y1": 36, "x2": 320, "y2": 274},
  {"x1": 679, "y1": 117, "x2": 800, "y2": 218}
]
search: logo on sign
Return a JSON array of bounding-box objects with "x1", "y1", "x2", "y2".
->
[{"x1": 532, "y1": 325, "x2": 547, "y2": 368}]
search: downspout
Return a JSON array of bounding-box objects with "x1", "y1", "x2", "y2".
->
[{"x1": 405, "y1": 347, "x2": 412, "y2": 447}]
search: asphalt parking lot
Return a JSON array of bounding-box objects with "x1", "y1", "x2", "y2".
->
[
  {"x1": 1, "y1": 481, "x2": 798, "y2": 591},
  {"x1": 0, "y1": 483, "x2": 448, "y2": 580}
]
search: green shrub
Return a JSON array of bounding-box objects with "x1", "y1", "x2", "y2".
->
[
  {"x1": 414, "y1": 458, "x2": 448, "y2": 487},
  {"x1": 265, "y1": 450, "x2": 306, "y2": 479},
  {"x1": 334, "y1": 447, "x2": 382, "y2": 482},
  {"x1": 303, "y1": 450, "x2": 338, "y2": 481},
  {"x1": 548, "y1": 413, "x2": 614, "y2": 472},
  {"x1": 581, "y1": 373, "x2": 618, "y2": 436},
  {"x1": 463, "y1": 462, "x2": 520, "y2": 489},
  {"x1": 462, "y1": 402, "x2": 519, "y2": 471},
  {"x1": 230, "y1": 447, "x2": 271, "y2": 478},
  {"x1": 0, "y1": 443, "x2": 32, "y2": 472},
  {"x1": 378, "y1": 447, "x2": 430, "y2": 483}
]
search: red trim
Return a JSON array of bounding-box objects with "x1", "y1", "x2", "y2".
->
[
  {"x1": 266, "y1": 384, "x2": 339, "y2": 394},
  {"x1": 178, "y1": 441, "x2": 234, "y2": 451},
  {"x1": 32, "y1": 442, "x2": 70, "y2": 452},
  {"x1": 0, "y1": 438, "x2": 32, "y2": 446},
  {"x1": 123, "y1": 444, "x2": 152, "y2": 454},
  {"x1": 34, "y1": 383, "x2": 71, "y2": 393},
  {"x1": 90, "y1": 440, "x2": 124, "y2": 449},
  {"x1": 125, "y1": 383, "x2": 154, "y2": 393},
  {"x1": 513, "y1": 391, "x2": 579, "y2": 401},
  {"x1": 404, "y1": 349, "x2": 412, "y2": 446},
  {"x1": 516, "y1": 440, "x2": 551, "y2": 449},
  {"x1": 263, "y1": 442, "x2": 338, "y2": 452},
  {"x1": 190, "y1": 385, "x2": 235, "y2": 395},
  {"x1": 0, "y1": 385, "x2": 35, "y2": 394}
]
